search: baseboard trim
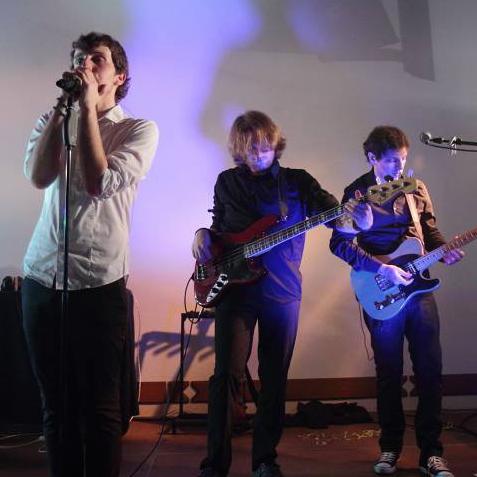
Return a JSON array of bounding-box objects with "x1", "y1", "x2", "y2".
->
[{"x1": 138, "y1": 374, "x2": 477, "y2": 404}]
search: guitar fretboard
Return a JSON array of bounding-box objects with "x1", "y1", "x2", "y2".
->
[
  {"x1": 406, "y1": 226, "x2": 477, "y2": 273},
  {"x1": 215, "y1": 177, "x2": 415, "y2": 266},
  {"x1": 244, "y1": 204, "x2": 346, "y2": 258}
]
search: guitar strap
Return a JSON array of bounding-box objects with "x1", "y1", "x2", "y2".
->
[
  {"x1": 277, "y1": 167, "x2": 289, "y2": 221},
  {"x1": 405, "y1": 192, "x2": 424, "y2": 245}
]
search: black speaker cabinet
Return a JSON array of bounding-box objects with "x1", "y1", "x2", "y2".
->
[{"x1": 0, "y1": 290, "x2": 42, "y2": 433}]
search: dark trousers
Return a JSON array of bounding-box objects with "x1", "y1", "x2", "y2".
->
[
  {"x1": 202, "y1": 287, "x2": 300, "y2": 475},
  {"x1": 22, "y1": 277, "x2": 129, "y2": 477},
  {"x1": 364, "y1": 292, "x2": 443, "y2": 463}
]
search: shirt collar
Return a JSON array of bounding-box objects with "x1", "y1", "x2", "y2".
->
[{"x1": 98, "y1": 104, "x2": 127, "y2": 124}]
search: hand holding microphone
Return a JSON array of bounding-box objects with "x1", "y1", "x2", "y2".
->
[
  {"x1": 56, "y1": 72, "x2": 82, "y2": 95},
  {"x1": 56, "y1": 66, "x2": 100, "y2": 110}
]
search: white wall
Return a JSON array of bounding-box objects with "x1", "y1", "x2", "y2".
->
[{"x1": 1, "y1": 1, "x2": 476, "y2": 398}]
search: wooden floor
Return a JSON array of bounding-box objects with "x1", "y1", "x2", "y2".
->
[{"x1": 1, "y1": 412, "x2": 477, "y2": 476}]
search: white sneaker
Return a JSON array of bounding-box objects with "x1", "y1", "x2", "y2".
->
[{"x1": 419, "y1": 456, "x2": 454, "y2": 477}]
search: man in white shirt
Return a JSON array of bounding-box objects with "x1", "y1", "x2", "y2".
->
[{"x1": 22, "y1": 32, "x2": 158, "y2": 477}]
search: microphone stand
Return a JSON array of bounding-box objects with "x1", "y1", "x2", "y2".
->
[
  {"x1": 59, "y1": 94, "x2": 75, "y2": 473},
  {"x1": 424, "y1": 137, "x2": 477, "y2": 153}
]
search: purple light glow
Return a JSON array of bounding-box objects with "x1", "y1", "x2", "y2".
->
[{"x1": 118, "y1": 0, "x2": 260, "y2": 318}]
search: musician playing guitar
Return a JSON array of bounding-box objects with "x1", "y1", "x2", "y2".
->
[
  {"x1": 330, "y1": 126, "x2": 464, "y2": 477},
  {"x1": 193, "y1": 111, "x2": 372, "y2": 477}
]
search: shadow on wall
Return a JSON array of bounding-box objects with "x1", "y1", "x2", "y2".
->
[
  {"x1": 137, "y1": 317, "x2": 215, "y2": 380},
  {"x1": 289, "y1": 0, "x2": 434, "y2": 80},
  {"x1": 200, "y1": 0, "x2": 434, "y2": 158}
]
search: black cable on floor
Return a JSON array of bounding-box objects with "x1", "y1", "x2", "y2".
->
[{"x1": 127, "y1": 276, "x2": 200, "y2": 476}]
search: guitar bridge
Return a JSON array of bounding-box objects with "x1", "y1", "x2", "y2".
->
[{"x1": 374, "y1": 288, "x2": 407, "y2": 311}]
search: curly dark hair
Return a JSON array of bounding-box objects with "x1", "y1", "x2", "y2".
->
[
  {"x1": 70, "y1": 32, "x2": 130, "y2": 102},
  {"x1": 363, "y1": 126, "x2": 410, "y2": 161},
  {"x1": 228, "y1": 111, "x2": 287, "y2": 165}
]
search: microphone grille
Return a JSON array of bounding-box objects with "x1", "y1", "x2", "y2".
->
[{"x1": 419, "y1": 131, "x2": 432, "y2": 144}]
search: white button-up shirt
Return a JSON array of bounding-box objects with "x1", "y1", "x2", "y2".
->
[{"x1": 23, "y1": 105, "x2": 159, "y2": 290}]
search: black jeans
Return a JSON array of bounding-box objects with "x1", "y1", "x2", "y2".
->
[
  {"x1": 364, "y1": 292, "x2": 443, "y2": 463},
  {"x1": 22, "y1": 277, "x2": 128, "y2": 477},
  {"x1": 201, "y1": 286, "x2": 300, "y2": 475}
]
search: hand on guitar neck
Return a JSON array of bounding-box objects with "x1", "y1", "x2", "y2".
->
[
  {"x1": 442, "y1": 244, "x2": 465, "y2": 265},
  {"x1": 342, "y1": 190, "x2": 373, "y2": 232}
]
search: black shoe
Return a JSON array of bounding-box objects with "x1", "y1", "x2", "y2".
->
[
  {"x1": 198, "y1": 467, "x2": 223, "y2": 477},
  {"x1": 418, "y1": 456, "x2": 454, "y2": 477},
  {"x1": 373, "y1": 451, "x2": 400, "y2": 474},
  {"x1": 252, "y1": 462, "x2": 284, "y2": 477}
]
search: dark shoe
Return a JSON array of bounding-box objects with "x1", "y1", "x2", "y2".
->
[
  {"x1": 419, "y1": 456, "x2": 454, "y2": 477},
  {"x1": 198, "y1": 467, "x2": 223, "y2": 477},
  {"x1": 252, "y1": 462, "x2": 284, "y2": 477},
  {"x1": 373, "y1": 451, "x2": 400, "y2": 474}
]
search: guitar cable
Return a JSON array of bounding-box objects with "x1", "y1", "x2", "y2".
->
[
  {"x1": 127, "y1": 275, "x2": 200, "y2": 477},
  {"x1": 356, "y1": 300, "x2": 374, "y2": 362},
  {"x1": 0, "y1": 433, "x2": 44, "y2": 450}
]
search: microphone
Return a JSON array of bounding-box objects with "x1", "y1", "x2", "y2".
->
[
  {"x1": 56, "y1": 74, "x2": 82, "y2": 94},
  {"x1": 419, "y1": 131, "x2": 432, "y2": 145},
  {"x1": 419, "y1": 131, "x2": 446, "y2": 145}
]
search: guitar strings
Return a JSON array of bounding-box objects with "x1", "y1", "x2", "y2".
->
[
  {"x1": 208, "y1": 203, "x2": 346, "y2": 270},
  {"x1": 203, "y1": 182, "x2": 414, "y2": 273},
  {"x1": 409, "y1": 227, "x2": 477, "y2": 273},
  {"x1": 377, "y1": 228, "x2": 477, "y2": 286}
]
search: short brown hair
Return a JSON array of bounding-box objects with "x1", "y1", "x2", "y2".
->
[
  {"x1": 363, "y1": 126, "x2": 410, "y2": 161},
  {"x1": 71, "y1": 32, "x2": 130, "y2": 102},
  {"x1": 228, "y1": 111, "x2": 286, "y2": 165}
]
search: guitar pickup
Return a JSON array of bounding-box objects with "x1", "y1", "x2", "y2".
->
[
  {"x1": 196, "y1": 264, "x2": 208, "y2": 281},
  {"x1": 375, "y1": 274, "x2": 393, "y2": 291}
]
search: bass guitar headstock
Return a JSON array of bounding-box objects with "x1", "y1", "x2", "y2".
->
[{"x1": 366, "y1": 178, "x2": 417, "y2": 206}]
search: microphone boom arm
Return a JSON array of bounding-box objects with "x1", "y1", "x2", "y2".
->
[{"x1": 420, "y1": 132, "x2": 477, "y2": 153}]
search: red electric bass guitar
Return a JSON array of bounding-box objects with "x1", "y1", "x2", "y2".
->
[{"x1": 193, "y1": 178, "x2": 417, "y2": 307}]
